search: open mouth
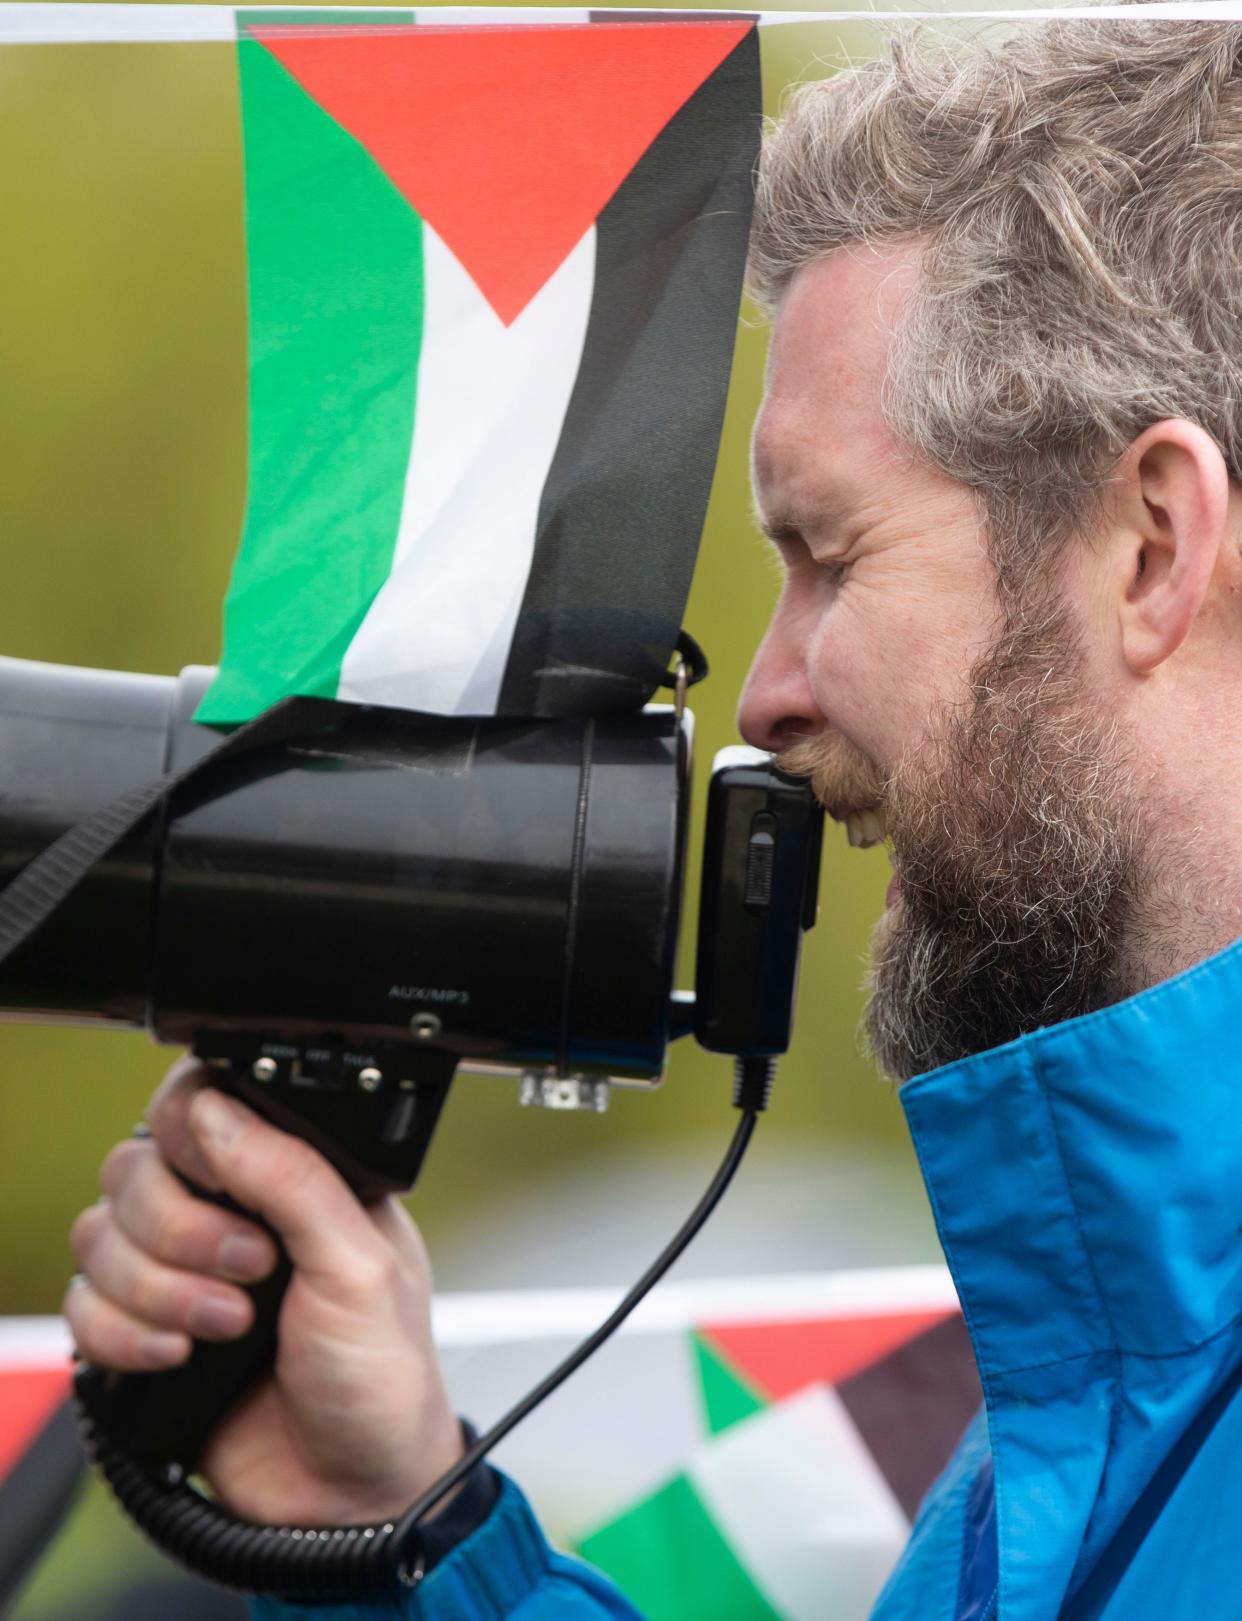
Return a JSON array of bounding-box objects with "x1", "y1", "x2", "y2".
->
[{"x1": 833, "y1": 805, "x2": 887, "y2": 849}]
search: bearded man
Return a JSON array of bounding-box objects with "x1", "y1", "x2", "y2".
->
[{"x1": 64, "y1": 17, "x2": 1242, "y2": 1621}]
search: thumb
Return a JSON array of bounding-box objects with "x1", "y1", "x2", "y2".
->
[{"x1": 187, "y1": 1089, "x2": 388, "y2": 1292}]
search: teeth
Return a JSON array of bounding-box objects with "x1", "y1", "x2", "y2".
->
[{"x1": 845, "y1": 808, "x2": 886, "y2": 849}]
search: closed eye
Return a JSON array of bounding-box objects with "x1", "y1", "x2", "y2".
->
[{"x1": 757, "y1": 523, "x2": 814, "y2": 584}]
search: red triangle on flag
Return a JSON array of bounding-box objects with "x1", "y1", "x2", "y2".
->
[
  {"x1": 250, "y1": 20, "x2": 753, "y2": 326},
  {"x1": 696, "y1": 1310, "x2": 957, "y2": 1402},
  {"x1": 0, "y1": 1366, "x2": 71, "y2": 1479}
]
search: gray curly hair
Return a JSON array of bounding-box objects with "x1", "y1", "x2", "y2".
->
[{"x1": 749, "y1": 20, "x2": 1242, "y2": 596}]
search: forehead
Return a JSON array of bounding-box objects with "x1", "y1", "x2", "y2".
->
[{"x1": 752, "y1": 243, "x2": 923, "y2": 518}]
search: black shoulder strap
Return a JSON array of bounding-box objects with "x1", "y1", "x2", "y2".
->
[{"x1": 0, "y1": 695, "x2": 328, "y2": 972}]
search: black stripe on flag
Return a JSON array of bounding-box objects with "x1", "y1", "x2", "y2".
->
[
  {"x1": 496, "y1": 25, "x2": 762, "y2": 718},
  {"x1": 836, "y1": 1314, "x2": 983, "y2": 1521}
]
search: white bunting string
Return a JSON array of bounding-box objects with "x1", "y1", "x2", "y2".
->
[{"x1": 1, "y1": 2, "x2": 1241, "y2": 46}]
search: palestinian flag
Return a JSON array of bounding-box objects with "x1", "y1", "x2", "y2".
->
[
  {"x1": 576, "y1": 1307, "x2": 982, "y2": 1621},
  {"x1": 422, "y1": 1267, "x2": 977, "y2": 1621},
  {"x1": 0, "y1": 1318, "x2": 71, "y2": 1486},
  {"x1": 0, "y1": 1271, "x2": 978, "y2": 1617},
  {"x1": 190, "y1": 8, "x2": 762, "y2": 724},
  {"x1": 0, "y1": 1317, "x2": 80, "y2": 1592}
]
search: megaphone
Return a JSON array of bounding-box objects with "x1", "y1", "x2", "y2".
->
[{"x1": 0, "y1": 649, "x2": 823, "y2": 1596}]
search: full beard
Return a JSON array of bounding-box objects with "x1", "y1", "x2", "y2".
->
[{"x1": 780, "y1": 603, "x2": 1150, "y2": 1084}]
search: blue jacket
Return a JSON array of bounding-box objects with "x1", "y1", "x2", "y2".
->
[{"x1": 255, "y1": 935, "x2": 1242, "y2": 1621}]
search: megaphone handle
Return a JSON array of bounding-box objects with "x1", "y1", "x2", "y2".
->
[
  {"x1": 77, "y1": 1043, "x2": 456, "y2": 1476},
  {"x1": 76, "y1": 1180, "x2": 294, "y2": 1474}
]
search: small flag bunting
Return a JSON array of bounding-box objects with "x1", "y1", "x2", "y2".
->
[
  {"x1": 576, "y1": 1306, "x2": 979, "y2": 1621},
  {"x1": 0, "y1": 1319, "x2": 72, "y2": 1482},
  {"x1": 1, "y1": 1271, "x2": 977, "y2": 1619}
]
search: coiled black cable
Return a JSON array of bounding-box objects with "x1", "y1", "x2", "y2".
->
[
  {"x1": 79, "y1": 1071, "x2": 768, "y2": 1600},
  {"x1": 77, "y1": 1418, "x2": 416, "y2": 1599}
]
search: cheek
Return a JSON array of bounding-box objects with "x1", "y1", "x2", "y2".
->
[{"x1": 805, "y1": 591, "x2": 940, "y2": 764}]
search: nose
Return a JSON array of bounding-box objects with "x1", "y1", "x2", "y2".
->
[{"x1": 737, "y1": 614, "x2": 825, "y2": 753}]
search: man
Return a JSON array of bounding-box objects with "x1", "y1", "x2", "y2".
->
[{"x1": 64, "y1": 16, "x2": 1242, "y2": 1619}]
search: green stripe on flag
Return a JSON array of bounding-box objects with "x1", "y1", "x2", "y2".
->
[
  {"x1": 197, "y1": 26, "x2": 424, "y2": 724},
  {"x1": 692, "y1": 1331, "x2": 768, "y2": 1436},
  {"x1": 576, "y1": 1472, "x2": 785, "y2": 1621}
]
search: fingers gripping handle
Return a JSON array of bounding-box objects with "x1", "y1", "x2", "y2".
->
[
  {"x1": 73, "y1": 1050, "x2": 458, "y2": 1595},
  {"x1": 76, "y1": 1044, "x2": 456, "y2": 1477},
  {"x1": 75, "y1": 1182, "x2": 293, "y2": 1474}
]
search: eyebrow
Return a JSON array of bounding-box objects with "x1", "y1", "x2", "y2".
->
[{"x1": 754, "y1": 496, "x2": 852, "y2": 547}]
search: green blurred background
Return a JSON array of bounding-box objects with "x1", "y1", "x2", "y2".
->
[{"x1": 0, "y1": 2, "x2": 956, "y2": 1612}]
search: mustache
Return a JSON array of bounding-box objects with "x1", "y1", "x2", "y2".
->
[{"x1": 775, "y1": 734, "x2": 886, "y2": 816}]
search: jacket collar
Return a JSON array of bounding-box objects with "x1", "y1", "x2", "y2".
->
[{"x1": 900, "y1": 934, "x2": 1242, "y2": 1619}]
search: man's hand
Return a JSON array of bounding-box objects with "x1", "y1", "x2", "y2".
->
[{"x1": 64, "y1": 1057, "x2": 466, "y2": 1527}]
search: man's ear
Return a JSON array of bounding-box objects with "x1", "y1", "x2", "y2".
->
[{"x1": 1115, "y1": 419, "x2": 1231, "y2": 676}]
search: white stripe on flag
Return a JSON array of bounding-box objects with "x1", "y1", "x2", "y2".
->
[
  {"x1": 687, "y1": 1385, "x2": 910, "y2": 1621},
  {"x1": 338, "y1": 222, "x2": 596, "y2": 714},
  {"x1": 443, "y1": 1324, "x2": 707, "y2": 1537}
]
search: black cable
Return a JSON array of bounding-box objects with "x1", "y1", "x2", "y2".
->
[
  {"x1": 391, "y1": 1100, "x2": 759, "y2": 1551},
  {"x1": 671, "y1": 629, "x2": 710, "y2": 688},
  {"x1": 80, "y1": 1086, "x2": 765, "y2": 1599},
  {"x1": 0, "y1": 697, "x2": 334, "y2": 975}
]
